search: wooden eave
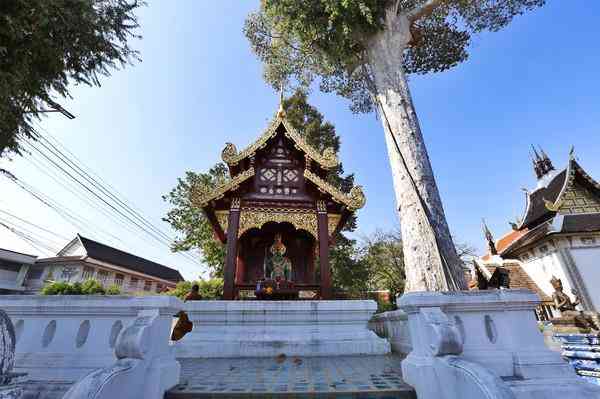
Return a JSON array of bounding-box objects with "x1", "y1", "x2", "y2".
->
[{"x1": 203, "y1": 206, "x2": 226, "y2": 244}]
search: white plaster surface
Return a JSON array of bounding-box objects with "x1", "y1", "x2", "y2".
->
[
  {"x1": 369, "y1": 309, "x2": 412, "y2": 354},
  {"x1": 0, "y1": 295, "x2": 183, "y2": 382},
  {"x1": 398, "y1": 289, "x2": 600, "y2": 399},
  {"x1": 174, "y1": 300, "x2": 390, "y2": 358},
  {"x1": 570, "y1": 246, "x2": 600, "y2": 310}
]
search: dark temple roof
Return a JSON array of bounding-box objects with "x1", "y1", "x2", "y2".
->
[
  {"x1": 561, "y1": 213, "x2": 600, "y2": 233},
  {"x1": 79, "y1": 235, "x2": 184, "y2": 282},
  {"x1": 520, "y1": 170, "x2": 566, "y2": 229}
]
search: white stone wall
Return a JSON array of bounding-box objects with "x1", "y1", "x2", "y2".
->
[
  {"x1": 175, "y1": 300, "x2": 390, "y2": 358},
  {"x1": 569, "y1": 245, "x2": 600, "y2": 309},
  {"x1": 511, "y1": 234, "x2": 600, "y2": 312}
]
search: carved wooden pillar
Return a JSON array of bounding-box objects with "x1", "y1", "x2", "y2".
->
[
  {"x1": 223, "y1": 198, "x2": 241, "y2": 300},
  {"x1": 317, "y1": 200, "x2": 332, "y2": 299}
]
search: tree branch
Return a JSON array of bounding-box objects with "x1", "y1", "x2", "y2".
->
[{"x1": 407, "y1": 0, "x2": 448, "y2": 22}]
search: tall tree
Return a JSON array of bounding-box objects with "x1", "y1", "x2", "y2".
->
[
  {"x1": 163, "y1": 91, "x2": 358, "y2": 277},
  {"x1": 245, "y1": 0, "x2": 545, "y2": 292},
  {"x1": 0, "y1": 0, "x2": 144, "y2": 157}
]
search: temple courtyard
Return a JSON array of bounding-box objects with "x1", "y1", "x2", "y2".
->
[{"x1": 169, "y1": 355, "x2": 414, "y2": 398}]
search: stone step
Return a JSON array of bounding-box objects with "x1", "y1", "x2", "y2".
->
[
  {"x1": 166, "y1": 355, "x2": 416, "y2": 399},
  {"x1": 165, "y1": 388, "x2": 416, "y2": 398}
]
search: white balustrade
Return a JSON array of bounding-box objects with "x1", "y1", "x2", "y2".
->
[
  {"x1": 368, "y1": 309, "x2": 412, "y2": 355},
  {"x1": 0, "y1": 295, "x2": 182, "y2": 382},
  {"x1": 398, "y1": 289, "x2": 600, "y2": 399}
]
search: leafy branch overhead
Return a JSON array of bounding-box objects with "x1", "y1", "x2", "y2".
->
[
  {"x1": 244, "y1": 0, "x2": 545, "y2": 112},
  {"x1": 0, "y1": 0, "x2": 145, "y2": 156}
]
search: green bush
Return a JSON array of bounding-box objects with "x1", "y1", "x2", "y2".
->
[
  {"x1": 105, "y1": 284, "x2": 122, "y2": 295},
  {"x1": 41, "y1": 281, "x2": 72, "y2": 295},
  {"x1": 164, "y1": 278, "x2": 223, "y2": 300},
  {"x1": 81, "y1": 279, "x2": 105, "y2": 295},
  {"x1": 41, "y1": 278, "x2": 123, "y2": 296},
  {"x1": 375, "y1": 300, "x2": 397, "y2": 314}
]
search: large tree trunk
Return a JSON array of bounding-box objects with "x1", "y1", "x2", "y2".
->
[{"x1": 366, "y1": 12, "x2": 467, "y2": 292}]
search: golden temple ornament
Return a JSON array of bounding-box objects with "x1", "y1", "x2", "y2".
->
[{"x1": 304, "y1": 169, "x2": 366, "y2": 211}]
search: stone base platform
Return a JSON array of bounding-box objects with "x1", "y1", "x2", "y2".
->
[
  {"x1": 174, "y1": 300, "x2": 390, "y2": 358},
  {"x1": 166, "y1": 355, "x2": 415, "y2": 398}
]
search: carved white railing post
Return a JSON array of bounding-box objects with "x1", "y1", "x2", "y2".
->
[
  {"x1": 64, "y1": 305, "x2": 181, "y2": 399},
  {"x1": 399, "y1": 290, "x2": 600, "y2": 399}
]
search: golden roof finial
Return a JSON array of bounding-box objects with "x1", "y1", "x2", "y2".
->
[{"x1": 277, "y1": 83, "x2": 286, "y2": 118}]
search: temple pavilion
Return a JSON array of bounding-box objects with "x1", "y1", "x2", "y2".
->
[{"x1": 192, "y1": 105, "x2": 366, "y2": 300}]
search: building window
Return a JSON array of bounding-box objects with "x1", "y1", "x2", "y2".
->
[
  {"x1": 82, "y1": 266, "x2": 95, "y2": 280},
  {"x1": 144, "y1": 281, "x2": 152, "y2": 291},
  {"x1": 130, "y1": 277, "x2": 139, "y2": 291},
  {"x1": 25, "y1": 267, "x2": 44, "y2": 280},
  {"x1": 61, "y1": 266, "x2": 78, "y2": 282},
  {"x1": 581, "y1": 237, "x2": 596, "y2": 245},
  {"x1": 97, "y1": 270, "x2": 109, "y2": 284},
  {"x1": 114, "y1": 273, "x2": 124, "y2": 286}
]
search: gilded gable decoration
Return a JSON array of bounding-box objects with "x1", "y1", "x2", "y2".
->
[
  {"x1": 221, "y1": 116, "x2": 339, "y2": 170},
  {"x1": 191, "y1": 167, "x2": 255, "y2": 207},
  {"x1": 215, "y1": 210, "x2": 229, "y2": 233},
  {"x1": 238, "y1": 207, "x2": 318, "y2": 238},
  {"x1": 304, "y1": 169, "x2": 366, "y2": 211},
  {"x1": 221, "y1": 143, "x2": 238, "y2": 164}
]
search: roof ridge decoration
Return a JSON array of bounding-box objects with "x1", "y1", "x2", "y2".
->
[
  {"x1": 192, "y1": 167, "x2": 255, "y2": 207},
  {"x1": 221, "y1": 115, "x2": 339, "y2": 170},
  {"x1": 303, "y1": 169, "x2": 366, "y2": 211},
  {"x1": 544, "y1": 157, "x2": 600, "y2": 212}
]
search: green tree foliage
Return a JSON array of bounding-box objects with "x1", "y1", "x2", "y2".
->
[
  {"x1": 41, "y1": 278, "x2": 120, "y2": 295},
  {"x1": 164, "y1": 278, "x2": 224, "y2": 300},
  {"x1": 331, "y1": 235, "x2": 370, "y2": 295},
  {"x1": 0, "y1": 0, "x2": 144, "y2": 156},
  {"x1": 245, "y1": 0, "x2": 545, "y2": 112},
  {"x1": 362, "y1": 229, "x2": 406, "y2": 303},
  {"x1": 163, "y1": 90, "x2": 357, "y2": 276},
  {"x1": 163, "y1": 164, "x2": 229, "y2": 277}
]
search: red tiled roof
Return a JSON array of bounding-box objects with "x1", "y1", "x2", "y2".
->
[{"x1": 481, "y1": 228, "x2": 530, "y2": 261}]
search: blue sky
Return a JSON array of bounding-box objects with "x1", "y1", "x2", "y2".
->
[{"x1": 1, "y1": 1, "x2": 599, "y2": 280}]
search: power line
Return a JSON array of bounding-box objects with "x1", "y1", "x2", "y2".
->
[
  {"x1": 29, "y1": 127, "x2": 201, "y2": 266},
  {"x1": 0, "y1": 217, "x2": 64, "y2": 250},
  {"x1": 14, "y1": 126, "x2": 202, "y2": 268},
  {"x1": 0, "y1": 221, "x2": 60, "y2": 255},
  {"x1": 0, "y1": 209, "x2": 70, "y2": 242}
]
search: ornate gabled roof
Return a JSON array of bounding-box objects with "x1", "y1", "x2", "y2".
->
[
  {"x1": 304, "y1": 169, "x2": 366, "y2": 211},
  {"x1": 221, "y1": 114, "x2": 339, "y2": 170},
  {"x1": 191, "y1": 167, "x2": 255, "y2": 207},
  {"x1": 517, "y1": 155, "x2": 600, "y2": 230}
]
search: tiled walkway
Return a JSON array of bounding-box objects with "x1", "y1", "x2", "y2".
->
[{"x1": 167, "y1": 355, "x2": 416, "y2": 398}]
